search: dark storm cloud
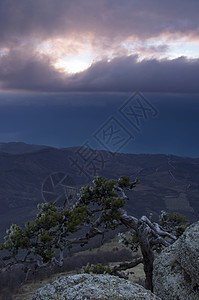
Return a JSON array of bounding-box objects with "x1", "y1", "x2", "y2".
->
[
  {"x1": 74, "y1": 56, "x2": 199, "y2": 93},
  {"x1": 0, "y1": 0, "x2": 199, "y2": 47},
  {"x1": 0, "y1": 48, "x2": 65, "y2": 91},
  {"x1": 0, "y1": 49, "x2": 198, "y2": 93}
]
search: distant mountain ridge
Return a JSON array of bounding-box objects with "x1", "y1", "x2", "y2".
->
[
  {"x1": 0, "y1": 142, "x2": 199, "y2": 240},
  {"x1": 0, "y1": 142, "x2": 51, "y2": 154}
]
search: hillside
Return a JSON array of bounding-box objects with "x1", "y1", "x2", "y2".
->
[
  {"x1": 0, "y1": 142, "x2": 50, "y2": 154},
  {"x1": 0, "y1": 142, "x2": 199, "y2": 240}
]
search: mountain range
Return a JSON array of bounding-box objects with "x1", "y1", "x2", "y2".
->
[{"x1": 0, "y1": 142, "x2": 199, "y2": 241}]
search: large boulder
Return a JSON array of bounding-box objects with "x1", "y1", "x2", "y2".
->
[
  {"x1": 32, "y1": 273, "x2": 161, "y2": 300},
  {"x1": 153, "y1": 221, "x2": 199, "y2": 300}
]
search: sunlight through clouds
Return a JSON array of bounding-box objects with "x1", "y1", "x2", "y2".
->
[
  {"x1": 37, "y1": 38, "x2": 95, "y2": 73},
  {"x1": 54, "y1": 56, "x2": 92, "y2": 74},
  {"x1": 0, "y1": 48, "x2": 9, "y2": 57},
  {"x1": 35, "y1": 33, "x2": 199, "y2": 75}
]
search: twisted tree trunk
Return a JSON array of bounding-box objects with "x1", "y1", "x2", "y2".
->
[
  {"x1": 119, "y1": 210, "x2": 176, "y2": 291},
  {"x1": 139, "y1": 234, "x2": 154, "y2": 291}
]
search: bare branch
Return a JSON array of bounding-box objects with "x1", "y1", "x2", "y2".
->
[
  {"x1": 111, "y1": 256, "x2": 143, "y2": 274},
  {"x1": 119, "y1": 209, "x2": 138, "y2": 230},
  {"x1": 141, "y1": 216, "x2": 177, "y2": 241},
  {"x1": 114, "y1": 271, "x2": 129, "y2": 279}
]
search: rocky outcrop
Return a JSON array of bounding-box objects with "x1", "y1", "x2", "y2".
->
[
  {"x1": 153, "y1": 221, "x2": 199, "y2": 300},
  {"x1": 32, "y1": 273, "x2": 161, "y2": 300}
]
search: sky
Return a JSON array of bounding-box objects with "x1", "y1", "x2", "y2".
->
[{"x1": 0, "y1": 0, "x2": 199, "y2": 157}]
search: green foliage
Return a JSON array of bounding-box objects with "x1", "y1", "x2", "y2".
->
[
  {"x1": 83, "y1": 263, "x2": 112, "y2": 275},
  {"x1": 76, "y1": 176, "x2": 135, "y2": 230},
  {"x1": 118, "y1": 176, "x2": 139, "y2": 189},
  {"x1": 0, "y1": 176, "x2": 137, "y2": 270},
  {"x1": 0, "y1": 201, "x2": 89, "y2": 266},
  {"x1": 159, "y1": 210, "x2": 190, "y2": 237}
]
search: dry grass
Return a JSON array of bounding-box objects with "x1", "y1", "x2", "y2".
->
[{"x1": 12, "y1": 235, "x2": 145, "y2": 300}]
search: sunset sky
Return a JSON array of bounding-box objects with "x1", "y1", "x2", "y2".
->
[{"x1": 0, "y1": 0, "x2": 199, "y2": 157}]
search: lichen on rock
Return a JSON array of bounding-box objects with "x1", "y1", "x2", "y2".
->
[
  {"x1": 153, "y1": 221, "x2": 199, "y2": 300},
  {"x1": 32, "y1": 273, "x2": 161, "y2": 300}
]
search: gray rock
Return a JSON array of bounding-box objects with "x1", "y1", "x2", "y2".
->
[
  {"x1": 153, "y1": 221, "x2": 199, "y2": 300},
  {"x1": 32, "y1": 273, "x2": 161, "y2": 300}
]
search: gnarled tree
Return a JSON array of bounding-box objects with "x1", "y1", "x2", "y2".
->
[{"x1": 0, "y1": 176, "x2": 189, "y2": 291}]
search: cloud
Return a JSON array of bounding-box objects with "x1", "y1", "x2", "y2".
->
[
  {"x1": 0, "y1": 49, "x2": 199, "y2": 93},
  {"x1": 134, "y1": 44, "x2": 169, "y2": 56},
  {"x1": 0, "y1": 0, "x2": 199, "y2": 48},
  {"x1": 0, "y1": 1, "x2": 198, "y2": 93},
  {"x1": 0, "y1": 48, "x2": 66, "y2": 91},
  {"x1": 69, "y1": 55, "x2": 199, "y2": 93}
]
